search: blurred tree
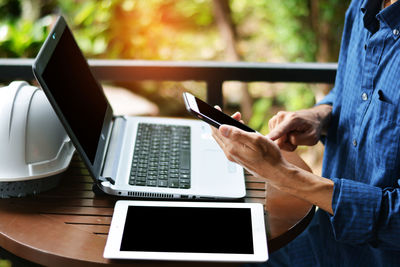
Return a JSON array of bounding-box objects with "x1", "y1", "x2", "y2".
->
[
  {"x1": 0, "y1": 0, "x2": 350, "y2": 65},
  {"x1": 0, "y1": 0, "x2": 351, "y2": 174},
  {"x1": 212, "y1": 0, "x2": 253, "y2": 122},
  {"x1": 0, "y1": 0, "x2": 19, "y2": 18},
  {"x1": 0, "y1": 0, "x2": 55, "y2": 57},
  {"x1": 229, "y1": 0, "x2": 350, "y2": 132},
  {"x1": 0, "y1": 0, "x2": 350, "y2": 120}
]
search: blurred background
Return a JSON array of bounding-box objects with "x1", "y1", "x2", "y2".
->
[
  {"x1": 0, "y1": 0, "x2": 349, "y2": 189},
  {"x1": 0, "y1": 1, "x2": 350, "y2": 264}
]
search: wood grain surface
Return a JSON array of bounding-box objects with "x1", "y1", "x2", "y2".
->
[{"x1": 0, "y1": 152, "x2": 314, "y2": 267}]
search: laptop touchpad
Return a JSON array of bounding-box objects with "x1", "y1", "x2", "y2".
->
[{"x1": 202, "y1": 150, "x2": 237, "y2": 173}]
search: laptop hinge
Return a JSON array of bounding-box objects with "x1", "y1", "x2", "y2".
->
[
  {"x1": 93, "y1": 176, "x2": 114, "y2": 196},
  {"x1": 98, "y1": 176, "x2": 115, "y2": 185},
  {"x1": 100, "y1": 115, "x2": 127, "y2": 183}
]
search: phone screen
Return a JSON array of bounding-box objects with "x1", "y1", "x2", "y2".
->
[{"x1": 184, "y1": 93, "x2": 255, "y2": 132}]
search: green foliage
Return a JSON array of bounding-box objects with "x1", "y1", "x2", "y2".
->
[
  {"x1": 0, "y1": 16, "x2": 51, "y2": 57},
  {"x1": 249, "y1": 97, "x2": 273, "y2": 134},
  {"x1": 58, "y1": 0, "x2": 116, "y2": 57},
  {"x1": 277, "y1": 84, "x2": 316, "y2": 111},
  {"x1": 230, "y1": 0, "x2": 316, "y2": 62},
  {"x1": 0, "y1": 0, "x2": 349, "y2": 61},
  {"x1": 56, "y1": 0, "x2": 218, "y2": 60},
  {"x1": 0, "y1": 259, "x2": 11, "y2": 267},
  {"x1": 0, "y1": 0, "x2": 347, "y2": 121},
  {"x1": 0, "y1": 0, "x2": 218, "y2": 59},
  {"x1": 0, "y1": 0, "x2": 348, "y2": 62},
  {"x1": 248, "y1": 84, "x2": 316, "y2": 134}
]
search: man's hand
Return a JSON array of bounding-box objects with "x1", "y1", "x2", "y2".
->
[
  {"x1": 210, "y1": 107, "x2": 290, "y2": 184},
  {"x1": 210, "y1": 106, "x2": 334, "y2": 214},
  {"x1": 267, "y1": 104, "x2": 332, "y2": 151}
]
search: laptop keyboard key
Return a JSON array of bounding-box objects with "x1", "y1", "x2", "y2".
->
[
  {"x1": 180, "y1": 150, "x2": 190, "y2": 170},
  {"x1": 169, "y1": 179, "x2": 179, "y2": 188},
  {"x1": 136, "y1": 176, "x2": 146, "y2": 182},
  {"x1": 158, "y1": 180, "x2": 168, "y2": 187},
  {"x1": 147, "y1": 180, "x2": 157, "y2": 187},
  {"x1": 129, "y1": 123, "x2": 191, "y2": 189},
  {"x1": 135, "y1": 180, "x2": 146, "y2": 186},
  {"x1": 180, "y1": 183, "x2": 190, "y2": 189},
  {"x1": 180, "y1": 174, "x2": 189, "y2": 179}
]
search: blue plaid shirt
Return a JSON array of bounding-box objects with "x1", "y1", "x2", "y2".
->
[{"x1": 267, "y1": 0, "x2": 400, "y2": 266}]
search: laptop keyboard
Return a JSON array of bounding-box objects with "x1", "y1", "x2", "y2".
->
[{"x1": 129, "y1": 123, "x2": 191, "y2": 189}]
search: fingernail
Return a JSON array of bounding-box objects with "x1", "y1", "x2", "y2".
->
[
  {"x1": 266, "y1": 133, "x2": 275, "y2": 140},
  {"x1": 220, "y1": 126, "x2": 231, "y2": 137}
]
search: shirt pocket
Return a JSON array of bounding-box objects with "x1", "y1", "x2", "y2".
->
[{"x1": 371, "y1": 95, "x2": 400, "y2": 170}]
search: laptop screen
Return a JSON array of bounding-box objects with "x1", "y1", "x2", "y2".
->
[{"x1": 41, "y1": 26, "x2": 108, "y2": 164}]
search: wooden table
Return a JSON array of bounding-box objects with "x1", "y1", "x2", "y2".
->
[{"x1": 0, "y1": 151, "x2": 314, "y2": 267}]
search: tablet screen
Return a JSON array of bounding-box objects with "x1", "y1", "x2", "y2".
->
[{"x1": 120, "y1": 206, "x2": 254, "y2": 254}]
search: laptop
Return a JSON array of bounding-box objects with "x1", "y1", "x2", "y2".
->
[{"x1": 32, "y1": 16, "x2": 246, "y2": 199}]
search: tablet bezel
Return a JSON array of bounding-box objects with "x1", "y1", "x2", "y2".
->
[{"x1": 104, "y1": 200, "x2": 268, "y2": 262}]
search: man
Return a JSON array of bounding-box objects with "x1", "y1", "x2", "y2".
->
[{"x1": 211, "y1": 0, "x2": 400, "y2": 265}]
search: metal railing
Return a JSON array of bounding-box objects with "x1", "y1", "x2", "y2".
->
[{"x1": 0, "y1": 58, "x2": 337, "y2": 107}]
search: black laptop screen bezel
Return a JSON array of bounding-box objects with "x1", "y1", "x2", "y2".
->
[{"x1": 32, "y1": 16, "x2": 114, "y2": 180}]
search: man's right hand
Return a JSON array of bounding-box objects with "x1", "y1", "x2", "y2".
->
[{"x1": 267, "y1": 104, "x2": 332, "y2": 151}]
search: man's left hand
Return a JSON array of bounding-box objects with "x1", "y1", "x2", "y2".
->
[{"x1": 210, "y1": 107, "x2": 290, "y2": 186}]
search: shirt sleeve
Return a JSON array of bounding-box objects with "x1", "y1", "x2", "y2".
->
[
  {"x1": 316, "y1": 87, "x2": 336, "y2": 145},
  {"x1": 316, "y1": 88, "x2": 336, "y2": 106},
  {"x1": 330, "y1": 177, "x2": 400, "y2": 250}
]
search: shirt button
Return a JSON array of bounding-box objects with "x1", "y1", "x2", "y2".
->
[
  {"x1": 353, "y1": 139, "x2": 357, "y2": 147},
  {"x1": 362, "y1": 92, "x2": 368, "y2": 101},
  {"x1": 393, "y1": 29, "x2": 400, "y2": 36},
  {"x1": 364, "y1": 44, "x2": 367, "y2": 50}
]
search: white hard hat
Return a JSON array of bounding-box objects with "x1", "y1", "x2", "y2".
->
[{"x1": 0, "y1": 81, "x2": 75, "y2": 186}]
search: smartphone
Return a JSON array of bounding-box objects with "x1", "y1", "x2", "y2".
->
[{"x1": 183, "y1": 92, "x2": 256, "y2": 132}]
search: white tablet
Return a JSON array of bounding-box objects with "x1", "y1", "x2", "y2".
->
[{"x1": 104, "y1": 200, "x2": 268, "y2": 262}]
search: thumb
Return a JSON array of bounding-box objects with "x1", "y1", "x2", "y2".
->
[{"x1": 219, "y1": 125, "x2": 233, "y2": 137}]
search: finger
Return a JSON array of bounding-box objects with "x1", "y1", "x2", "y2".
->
[
  {"x1": 268, "y1": 112, "x2": 286, "y2": 131},
  {"x1": 210, "y1": 123, "x2": 221, "y2": 138},
  {"x1": 267, "y1": 119, "x2": 296, "y2": 141},
  {"x1": 219, "y1": 124, "x2": 235, "y2": 138},
  {"x1": 279, "y1": 141, "x2": 297, "y2": 151},
  {"x1": 220, "y1": 134, "x2": 260, "y2": 165},
  {"x1": 273, "y1": 134, "x2": 297, "y2": 151},
  {"x1": 219, "y1": 125, "x2": 254, "y2": 149},
  {"x1": 211, "y1": 126, "x2": 225, "y2": 146},
  {"x1": 214, "y1": 105, "x2": 222, "y2": 111},
  {"x1": 214, "y1": 125, "x2": 249, "y2": 151},
  {"x1": 210, "y1": 124, "x2": 218, "y2": 136},
  {"x1": 288, "y1": 130, "x2": 317, "y2": 146},
  {"x1": 220, "y1": 125, "x2": 268, "y2": 152},
  {"x1": 220, "y1": 124, "x2": 255, "y2": 142},
  {"x1": 216, "y1": 126, "x2": 248, "y2": 162},
  {"x1": 232, "y1": 111, "x2": 241, "y2": 121},
  {"x1": 268, "y1": 115, "x2": 277, "y2": 131}
]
